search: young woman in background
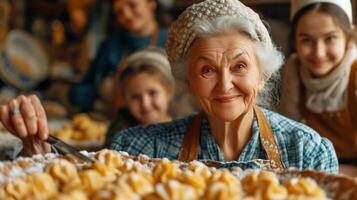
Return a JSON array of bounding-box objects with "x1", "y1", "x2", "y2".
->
[{"x1": 279, "y1": 0, "x2": 357, "y2": 174}]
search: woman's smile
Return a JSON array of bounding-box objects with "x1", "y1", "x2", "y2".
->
[
  {"x1": 308, "y1": 58, "x2": 330, "y2": 66},
  {"x1": 212, "y1": 95, "x2": 241, "y2": 103}
]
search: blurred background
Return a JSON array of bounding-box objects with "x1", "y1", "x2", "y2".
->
[{"x1": 0, "y1": 0, "x2": 355, "y2": 159}]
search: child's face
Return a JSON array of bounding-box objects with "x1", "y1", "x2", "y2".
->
[
  {"x1": 295, "y1": 11, "x2": 347, "y2": 77},
  {"x1": 113, "y1": 0, "x2": 156, "y2": 34},
  {"x1": 123, "y1": 73, "x2": 172, "y2": 126}
]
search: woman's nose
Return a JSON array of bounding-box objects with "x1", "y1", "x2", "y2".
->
[
  {"x1": 314, "y1": 41, "x2": 326, "y2": 58},
  {"x1": 217, "y1": 70, "x2": 234, "y2": 92}
]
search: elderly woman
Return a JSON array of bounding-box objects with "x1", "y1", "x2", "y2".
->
[{"x1": 0, "y1": 0, "x2": 338, "y2": 173}]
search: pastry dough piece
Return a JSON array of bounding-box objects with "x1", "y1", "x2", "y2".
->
[
  {"x1": 94, "y1": 149, "x2": 123, "y2": 169},
  {"x1": 117, "y1": 171, "x2": 154, "y2": 195},
  {"x1": 152, "y1": 159, "x2": 181, "y2": 184},
  {"x1": 187, "y1": 161, "x2": 212, "y2": 180},
  {"x1": 92, "y1": 187, "x2": 139, "y2": 200},
  {"x1": 4, "y1": 178, "x2": 31, "y2": 199},
  {"x1": 257, "y1": 171, "x2": 280, "y2": 185},
  {"x1": 60, "y1": 173, "x2": 82, "y2": 193},
  {"x1": 204, "y1": 170, "x2": 242, "y2": 200},
  {"x1": 82, "y1": 123, "x2": 107, "y2": 141},
  {"x1": 80, "y1": 169, "x2": 105, "y2": 194},
  {"x1": 257, "y1": 181, "x2": 288, "y2": 200},
  {"x1": 90, "y1": 162, "x2": 118, "y2": 182},
  {"x1": 70, "y1": 130, "x2": 86, "y2": 141},
  {"x1": 44, "y1": 159, "x2": 80, "y2": 186},
  {"x1": 52, "y1": 113, "x2": 108, "y2": 142},
  {"x1": 284, "y1": 178, "x2": 326, "y2": 198},
  {"x1": 209, "y1": 169, "x2": 241, "y2": 187},
  {"x1": 166, "y1": 179, "x2": 198, "y2": 200},
  {"x1": 241, "y1": 171, "x2": 260, "y2": 195},
  {"x1": 72, "y1": 114, "x2": 92, "y2": 130},
  {"x1": 0, "y1": 185, "x2": 7, "y2": 199},
  {"x1": 256, "y1": 171, "x2": 287, "y2": 200},
  {"x1": 27, "y1": 172, "x2": 58, "y2": 199},
  {"x1": 52, "y1": 189, "x2": 88, "y2": 200},
  {"x1": 137, "y1": 154, "x2": 151, "y2": 165},
  {"x1": 242, "y1": 171, "x2": 287, "y2": 200},
  {"x1": 16, "y1": 159, "x2": 35, "y2": 169},
  {"x1": 148, "y1": 180, "x2": 198, "y2": 200},
  {"x1": 52, "y1": 126, "x2": 73, "y2": 141},
  {"x1": 205, "y1": 182, "x2": 236, "y2": 200},
  {"x1": 178, "y1": 172, "x2": 206, "y2": 196},
  {"x1": 241, "y1": 198, "x2": 256, "y2": 200},
  {"x1": 111, "y1": 175, "x2": 140, "y2": 199}
]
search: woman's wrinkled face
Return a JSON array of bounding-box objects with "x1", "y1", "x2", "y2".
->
[
  {"x1": 123, "y1": 72, "x2": 172, "y2": 126},
  {"x1": 295, "y1": 12, "x2": 347, "y2": 77},
  {"x1": 187, "y1": 33, "x2": 263, "y2": 121},
  {"x1": 113, "y1": 0, "x2": 156, "y2": 34}
]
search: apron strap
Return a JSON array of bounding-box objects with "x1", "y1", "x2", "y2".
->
[
  {"x1": 254, "y1": 105, "x2": 285, "y2": 170},
  {"x1": 178, "y1": 113, "x2": 202, "y2": 161},
  {"x1": 178, "y1": 107, "x2": 285, "y2": 170},
  {"x1": 348, "y1": 61, "x2": 357, "y2": 125}
]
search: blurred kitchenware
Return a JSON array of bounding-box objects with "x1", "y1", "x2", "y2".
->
[{"x1": 0, "y1": 29, "x2": 49, "y2": 90}]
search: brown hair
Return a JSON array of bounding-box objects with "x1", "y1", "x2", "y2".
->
[
  {"x1": 119, "y1": 62, "x2": 174, "y2": 94},
  {"x1": 289, "y1": 2, "x2": 354, "y2": 52}
]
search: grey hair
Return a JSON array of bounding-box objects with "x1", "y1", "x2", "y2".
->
[{"x1": 171, "y1": 16, "x2": 284, "y2": 109}]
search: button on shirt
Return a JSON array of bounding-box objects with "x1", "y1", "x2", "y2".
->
[{"x1": 110, "y1": 108, "x2": 338, "y2": 173}]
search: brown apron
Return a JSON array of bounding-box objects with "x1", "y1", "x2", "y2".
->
[{"x1": 178, "y1": 106, "x2": 285, "y2": 170}]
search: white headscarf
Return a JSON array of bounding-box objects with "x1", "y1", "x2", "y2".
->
[{"x1": 290, "y1": 0, "x2": 353, "y2": 24}]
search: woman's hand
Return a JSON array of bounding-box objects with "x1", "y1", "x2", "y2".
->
[{"x1": 0, "y1": 95, "x2": 51, "y2": 156}]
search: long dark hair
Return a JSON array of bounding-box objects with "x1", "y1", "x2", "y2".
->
[{"x1": 289, "y1": 2, "x2": 353, "y2": 53}]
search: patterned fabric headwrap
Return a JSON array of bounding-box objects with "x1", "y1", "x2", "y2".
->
[{"x1": 165, "y1": 0, "x2": 273, "y2": 64}]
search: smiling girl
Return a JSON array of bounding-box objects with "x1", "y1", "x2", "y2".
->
[
  {"x1": 279, "y1": 0, "x2": 357, "y2": 167},
  {"x1": 104, "y1": 47, "x2": 175, "y2": 147}
]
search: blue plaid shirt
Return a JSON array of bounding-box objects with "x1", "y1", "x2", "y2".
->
[{"x1": 111, "y1": 109, "x2": 338, "y2": 173}]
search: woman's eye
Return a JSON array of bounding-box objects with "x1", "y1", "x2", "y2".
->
[
  {"x1": 300, "y1": 38, "x2": 312, "y2": 44},
  {"x1": 232, "y1": 63, "x2": 246, "y2": 72},
  {"x1": 201, "y1": 65, "x2": 216, "y2": 77},
  {"x1": 149, "y1": 90, "x2": 158, "y2": 96},
  {"x1": 326, "y1": 35, "x2": 337, "y2": 43}
]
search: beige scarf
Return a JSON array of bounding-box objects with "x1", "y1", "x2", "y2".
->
[{"x1": 279, "y1": 41, "x2": 357, "y2": 119}]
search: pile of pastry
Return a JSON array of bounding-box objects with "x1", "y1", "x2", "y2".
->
[
  {"x1": 51, "y1": 114, "x2": 108, "y2": 143},
  {"x1": 0, "y1": 149, "x2": 330, "y2": 200}
]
